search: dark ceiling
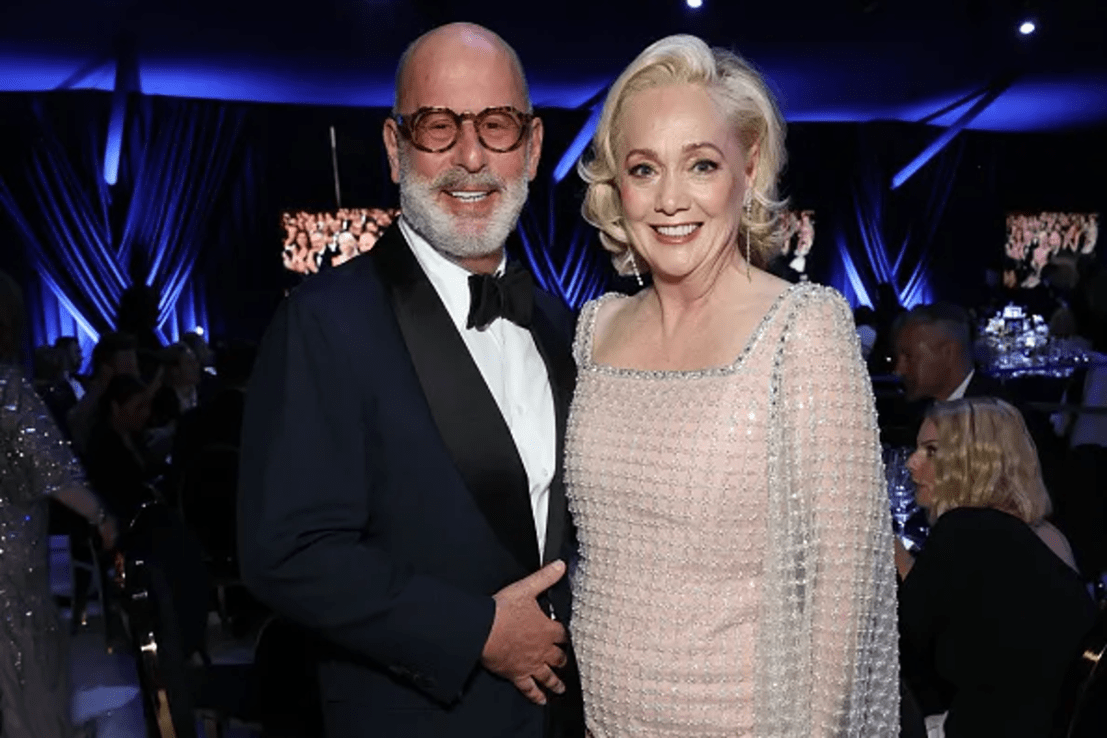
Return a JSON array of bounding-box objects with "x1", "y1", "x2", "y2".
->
[{"x1": 1, "y1": 0, "x2": 1105, "y2": 130}]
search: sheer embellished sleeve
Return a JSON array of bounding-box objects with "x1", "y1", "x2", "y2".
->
[
  {"x1": 0, "y1": 365, "x2": 87, "y2": 504},
  {"x1": 769, "y1": 286, "x2": 899, "y2": 736}
]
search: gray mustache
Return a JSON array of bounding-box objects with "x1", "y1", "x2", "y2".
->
[{"x1": 431, "y1": 169, "x2": 504, "y2": 191}]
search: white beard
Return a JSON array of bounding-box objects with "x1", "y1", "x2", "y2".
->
[{"x1": 397, "y1": 145, "x2": 530, "y2": 261}]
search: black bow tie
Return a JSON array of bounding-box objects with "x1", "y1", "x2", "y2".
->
[{"x1": 467, "y1": 263, "x2": 534, "y2": 330}]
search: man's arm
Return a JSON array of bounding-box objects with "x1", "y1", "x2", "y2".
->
[
  {"x1": 238, "y1": 295, "x2": 494, "y2": 703},
  {"x1": 238, "y1": 294, "x2": 569, "y2": 705}
]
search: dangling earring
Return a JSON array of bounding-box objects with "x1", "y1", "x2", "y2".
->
[
  {"x1": 742, "y1": 194, "x2": 753, "y2": 282},
  {"x1": 627, "y1": 250, "x2": 644, "y2": 288}
]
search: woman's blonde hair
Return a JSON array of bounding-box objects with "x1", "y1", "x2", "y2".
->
[
  {"x1": 578, "y1": 34, "x2": 787, "y2": 276},
  {"x1": 925, "y1": 397, "x2": 1052, "y2": 524}
]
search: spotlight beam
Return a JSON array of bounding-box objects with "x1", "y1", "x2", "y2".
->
[
  {"x1": 891, "y1": 75, "x2": 1013, "y2": 190},
  {"x1": 103, "y1": 35, "x2": 140, "y2": 186},
  {"x1": 915, "y1": 83, "x2": 993, "y2": 126},
  {"x1": 55, "y1": 53, "x2": 115, "y2": 91},
  {"x1": 553, "y1": 102, "x2": 605, "y2": 184}
]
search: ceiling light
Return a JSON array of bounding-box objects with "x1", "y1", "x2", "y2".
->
[
  {"x1": 687, "y1": 0, "x2": 703, "y2": 8},
  {"x1": 1019, "y1": 20, "x2": 1036, "y2": 35}
]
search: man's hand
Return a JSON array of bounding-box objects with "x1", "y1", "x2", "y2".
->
[{"x1": 481, "y1": 560, "x2": 569, "y2": 705}]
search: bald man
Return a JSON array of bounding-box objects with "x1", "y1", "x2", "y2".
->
[{"x1": 239, "y1": 23, "x2": 584, "y2": 738}]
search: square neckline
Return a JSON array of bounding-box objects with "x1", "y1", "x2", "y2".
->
[{"x1": 577, "y1": 283, "x2": 804, "y2": 380}]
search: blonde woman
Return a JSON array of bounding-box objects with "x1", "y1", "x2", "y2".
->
[
  {"x1": 899, "y1": 397, "x2": 1095, "y2": 738},
  {"x1": 564, "y1": 34, "x2": 899, "y2": 736}
]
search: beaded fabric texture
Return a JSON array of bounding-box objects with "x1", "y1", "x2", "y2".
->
[
  {"x1": 565, "y1": 284, "x2": 900, "y2": 737},
  {"x1": 0, "y1": 363, "x2": 83, "y2": 737}
]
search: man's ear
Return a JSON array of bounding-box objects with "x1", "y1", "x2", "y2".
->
[
  {"x1": 383, "y1": 118, "x2": 402, "y2": 184},
  {"x1": 526, "y1": 116, "x2": 544, "y2": 182}
]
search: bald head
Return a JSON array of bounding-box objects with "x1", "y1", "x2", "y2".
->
[
  {"x1": 384, "y1": 22, "x2": 543, "y2": 274},
  {"x1": 393, "y1": 22, "x2": 531, "y2": 114}
]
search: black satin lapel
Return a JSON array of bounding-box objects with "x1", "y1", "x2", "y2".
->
[
  {"x1": 371, "y1": 228, "x2": 540, "y2": 572},
  {"x1": 529, "y1": 299, "x2": 577, "y2": 565}
]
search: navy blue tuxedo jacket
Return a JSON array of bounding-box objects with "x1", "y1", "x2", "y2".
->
[{"x1": 239, "y1": 225, "x2": 583, "y2": 738}]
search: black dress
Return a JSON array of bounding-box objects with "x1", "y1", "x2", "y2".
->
[{"x1": 899, "y1": 507, "x2": 1095, "y2": 737}]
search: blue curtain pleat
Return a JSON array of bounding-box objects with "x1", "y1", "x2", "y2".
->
[
  {"x1": 0, "y1": 94, "x2": 244, "y2": 349},
  {"x1": 829, "y1": 128, "x2": 963, "y2": 308}
]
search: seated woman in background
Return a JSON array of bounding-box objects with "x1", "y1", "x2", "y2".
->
[{"x1": 897, "y1": 396, "x2": 1095, "y2": 738}]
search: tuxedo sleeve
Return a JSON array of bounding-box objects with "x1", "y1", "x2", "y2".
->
[{"x1": 238, "y1": 294, "x2": 495, "y2": 704}]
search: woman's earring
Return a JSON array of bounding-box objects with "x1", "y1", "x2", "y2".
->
[
  {"x1": 627, "y1": 250, "x2": 644, "y2": 288},
  {"x1": 742, "y1": 196, "x2": 753, "y2": 282}
]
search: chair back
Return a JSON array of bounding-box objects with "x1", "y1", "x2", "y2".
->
[
  {"x1": 119, "y1": 547, "x2": 197, "y2": 738},
  {"x1": 121, "y1": 501, "x2": 211, "y2": 657},
  {"x1": 1053, "y1": 601, "x2": 1107, "y2": 737}
]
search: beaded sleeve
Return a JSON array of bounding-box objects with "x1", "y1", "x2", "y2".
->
[
  {"x1": 757, "y1": 287, "x2": 900, "y2": 736},
  {"x1": 0, "y1": 364, "x2": 87, "y2": 504}
]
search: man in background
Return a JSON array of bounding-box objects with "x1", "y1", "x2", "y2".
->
[
  {"x1": 894, "y1": 303, "x2": 1006, "y2": 404},
  {"x1": 54, "y1": 336, "x2": 85, "y2": 400},
  {"x1": 67, "y1": 332, "x2": 140, "y2": 455}
]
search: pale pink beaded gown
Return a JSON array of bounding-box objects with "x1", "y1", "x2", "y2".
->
[{"x1": 565, "y1": 284, "x2": 899, "y2": 738}]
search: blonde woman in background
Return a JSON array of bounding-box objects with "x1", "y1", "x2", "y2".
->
[
  {"x1": 564, "y1": 34, "x2": 899, "y2": 737},
  {"x1": 898, "y1": 397, "x2": 1095, "y2": 738}
]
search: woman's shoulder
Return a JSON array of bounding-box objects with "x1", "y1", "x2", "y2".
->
[
  {"x1": 935, "y1": 505, "x2": 1023, "y2": 528},
  {"x1": 927, "y1": 507, "x2": 1036, "y2": 557},
  {"x1": 780, "y1": 282, "x2": 852, "y2": 321},
  {"x1": 0, "y1": 364, "x2": 39, "y2": 423},
  {"x1": 0, "y1": 361, "x2": 28, "y2": 390},
  {"x1": 931, "y1": 506, "x2": 1018, "y2": 536},
  {"x1": 578, "y1": 291, "x2": 629, "y2": 320},
  {"x1": 769, "y1": 283, "x2": 859, "y2": 355},
  {"x1": 1032, "y1": 520, "x2": 1079, "y2": 572},
  {"x1": 573, "y1": 291, "x2": 631, "y2": 367}
]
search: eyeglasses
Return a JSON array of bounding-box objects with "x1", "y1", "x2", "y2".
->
[{"x1": 393, "y1": 106, "x2": 534, "y2": 153}]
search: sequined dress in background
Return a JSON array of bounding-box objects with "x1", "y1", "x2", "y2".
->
[
  {"x1": 0, "y1": 364, "x2": 82, "y2": 737},
  {"x1": 565, "y1": 284, "x2": 900, "y2": 738}
]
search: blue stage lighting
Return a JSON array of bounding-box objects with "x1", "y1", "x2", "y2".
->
[
  {"x1": 1019, "y1": 20, "x2": 1036, "y2": 35},
  {"x1": 103, "y1": 114, "x2": 123, "y2": 185},
  {"x1": 687, "y1": 0, "x2": 703, "y2": 8},
  {"x1": 553, "y1": 105, "x2": 603, "y2": 184}
]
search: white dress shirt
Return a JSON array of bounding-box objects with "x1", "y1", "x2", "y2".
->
[
  {"x1": 946, "y1": 369, "x2": 974, "y2": 401},
  {"x1": 399, "y1": 217, "x2": 556, "y2": 560}
]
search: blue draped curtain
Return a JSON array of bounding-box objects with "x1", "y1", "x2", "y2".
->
[
  {"x1": 0, "y1": 96, "x2": 124, "y2": 343},
  {"x1": 0, "y1": 93, "x2": 245, "y2": 355},
  {"x1": 517, "y1": 185, "x2": 610, "y2": 310},
  {"x1": 829, "y1": 125, "x2": 965, "y2": 309},
  {"x1": 120, "y1": 97, "x2": 244, "y2": 340}
]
